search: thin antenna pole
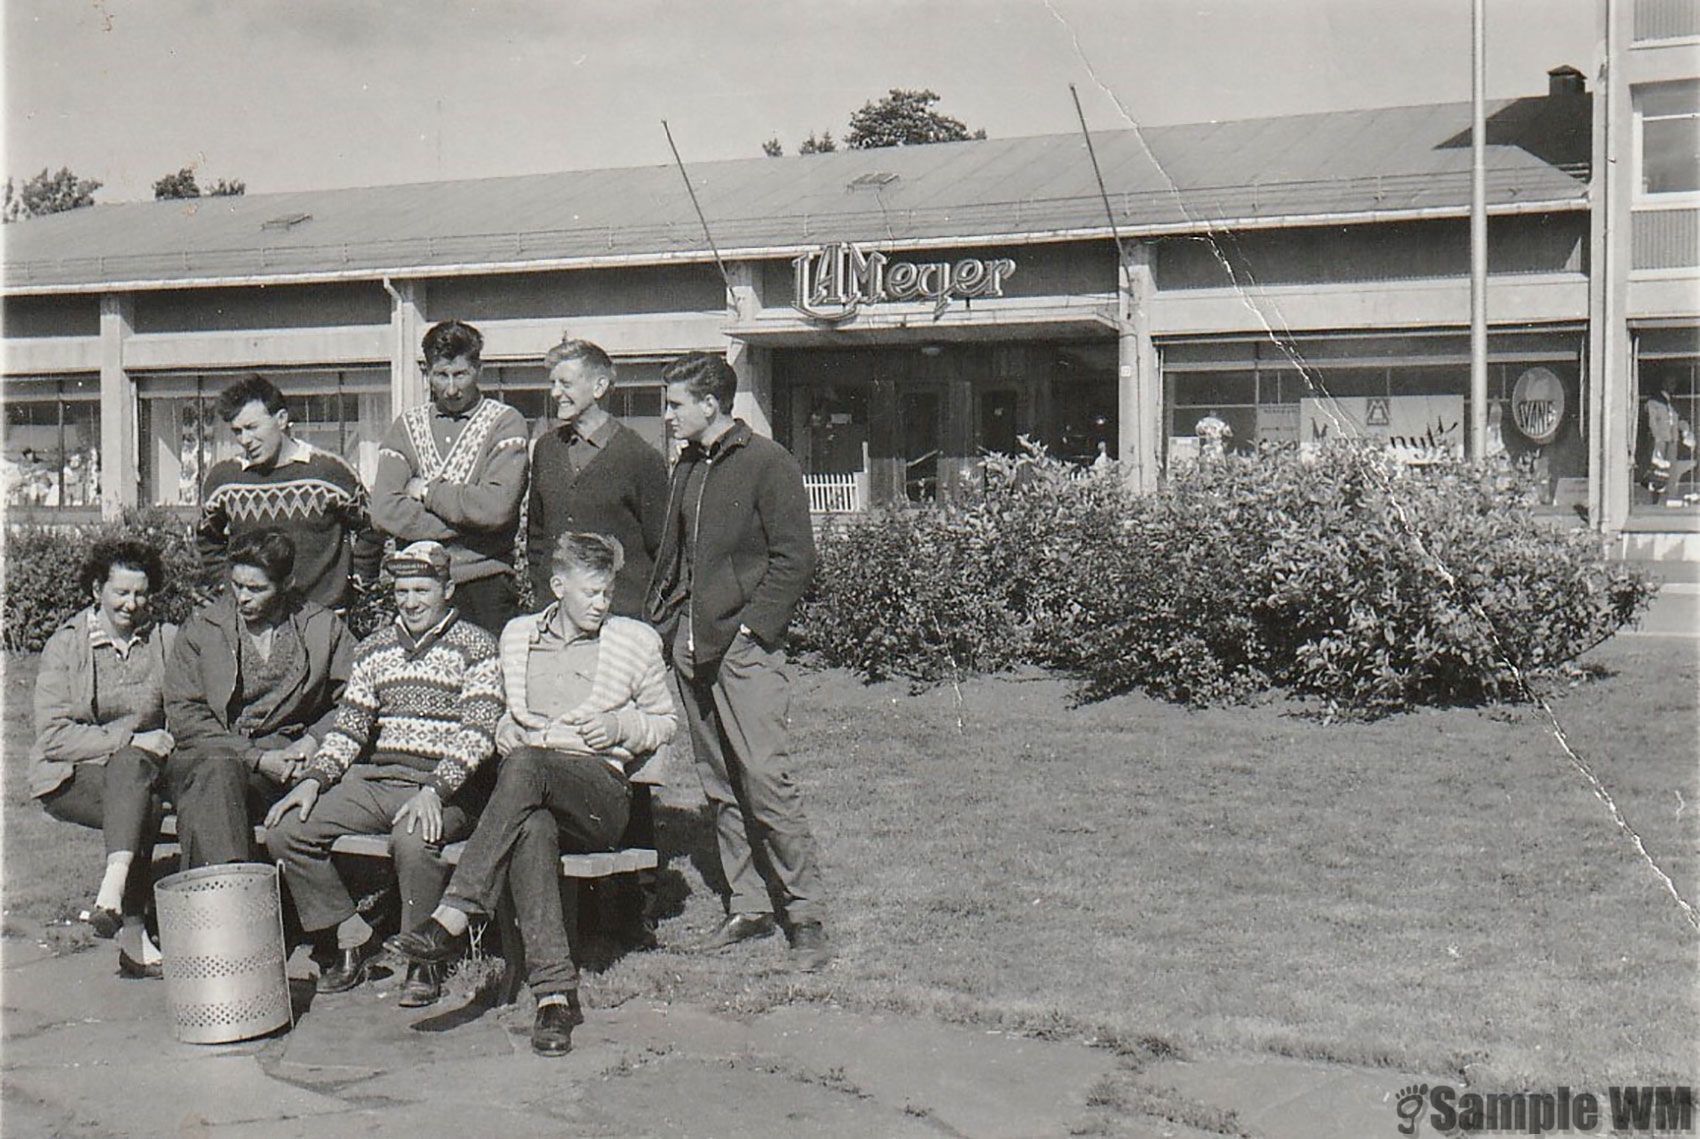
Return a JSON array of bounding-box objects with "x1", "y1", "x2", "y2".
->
[
  {"x1": 1469, "y1": 0, "x2": 1488, "y2": 458},
  {"x1": 662, "y1": 119, "x2": 734, "y2": 295},
  {"x1": 1069, "y1": 84, "x2": 1127, "y2": 266}
]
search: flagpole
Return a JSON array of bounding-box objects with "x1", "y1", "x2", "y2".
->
[{"x1": 1470, "y1": 0, "x2": 1489, "y2": 457}]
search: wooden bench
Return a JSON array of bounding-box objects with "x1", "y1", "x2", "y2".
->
[{"x1": 155, "y1": 815, "x2": 658, "y2": 1004}]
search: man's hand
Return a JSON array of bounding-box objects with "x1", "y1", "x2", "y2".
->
[
  {"x1": 403, "y1": 476, "x2": 429, "y2": 502},
  {"x1": 265, "y1": 780, "x2": 320, "y2": 828},
  {"x1": 494, "y1": 716, "x2": 529, "y2": 755},
  {"x1": 130, "y1": 729, "x2": 175, "y2": 758},
  {"x1": 510, "y1": 706, "x2": 550, "y2": 731},
  {"x1": 255, "y1": 751, "x2": 300, "y2": 785},
  {"x1": 561, "y1": 710, "x2": 619, "y2": 751},
  {"x1": 393, "y1": 786, "x2": 443, "y2": 844}
]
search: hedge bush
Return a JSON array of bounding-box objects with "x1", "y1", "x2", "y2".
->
[
  {"x1": 2, "y1": 509, "x2": 211, "y2": 652},
  {"x1": 792, "y1": 443, "x2": 1658, "y2": 716}
]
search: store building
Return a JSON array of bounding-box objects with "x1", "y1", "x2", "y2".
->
[{"x1": 4, "y1": 6, "x2": 1696, "y2": 556}]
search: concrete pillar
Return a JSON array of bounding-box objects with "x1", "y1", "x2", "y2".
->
[
  {"x1": 1589, "y1": 0, "x2": 1634, "y2": 535},
  {"x1": 388, "y1": 279, "x2": 428, "y2": 414},
  {"x1": 725, "y1": 262, "x2": 773, "y2": 436},
  {"x1": 98, "y1": 293, "x2": 138, "y2": 517},
  {"x1": 1119, "y1": 242, "x2": 1161, "y2": 493}
]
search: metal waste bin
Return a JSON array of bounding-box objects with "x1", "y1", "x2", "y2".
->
[{"x1": 154, "y1": 863, "x2": 293, "y2": 1044}]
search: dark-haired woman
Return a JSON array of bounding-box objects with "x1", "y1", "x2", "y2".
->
[
  {"x1": 164, "y1": 528, "x2": 354, "y2": 870},
  {"x1": 29, "y1": 539, "x2": 177, "y2": 977}
]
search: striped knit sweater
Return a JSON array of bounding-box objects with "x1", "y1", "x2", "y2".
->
[
  {"x1": 305, "y1": 611, "x2": 502, "y2": 798},
  {"x1": 499, "y1": 610, "x2": 676, "y2": 780}
]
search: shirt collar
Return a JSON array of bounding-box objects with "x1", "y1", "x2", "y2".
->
[
  {"x1": 87, "y1": 608, "x2": 152, "y2": 656},
  {"x1": 568, "y1": 416, "x2": 617, "y2": 449},
  {"x1": 395, "y1": 607, "x2": 459, "y2": 655},
  {"x1": 529, "y1": 602, "x2": 600, "y2": 647},
  {"x1": 433, "y1": 396, "x2": 485, "y2": 422},
  {"x1": 239, "y1": 434, "x2": 311, "y2": 471}
]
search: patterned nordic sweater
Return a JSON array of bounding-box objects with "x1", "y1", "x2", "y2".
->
[
  {"x1": 198, "y1": 442, "x2": 382, "y2": 609},
  {"x1": 303, "y1": 611, "x2": 502, "y2": 799}
]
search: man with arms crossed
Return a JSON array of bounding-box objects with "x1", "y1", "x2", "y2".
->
[
  {"x1": 371, "y1": 320, "x2": 528, "y2": 635},
  {"x1": 646, "y1": 352, "x2": 829, "y2": 970}
]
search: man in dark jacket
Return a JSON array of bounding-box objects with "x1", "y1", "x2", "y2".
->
[
  {"x1": 526, "y1": 338, "x2": 668, "y2": 618},
  {"x1": 646, "y1": 352, "x2": 829, "y2": 970},
  {"x1": 164, "y1": 529, "x2": 356, "y2": 869}
]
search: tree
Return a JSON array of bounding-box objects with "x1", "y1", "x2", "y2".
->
[
  {"x1": 2, "y1": 166, "x2": 103, "y2": 221},
  {"x1": 207, "y1": 178, "x2": 246, "y2": 197},
  {"x1": 154, "y1": 167, "x2": 201, "y2": 200},
  {"x1": 844, "y1": 89, "x2": 985, "y2": 149},
  {"x1": 798, "y1": 131, "x2": 837, "y2": 155},
  {"x1": 762, "y1": 138, "x2": 784, "y2": 158}
]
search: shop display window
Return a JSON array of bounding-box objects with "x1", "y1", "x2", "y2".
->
[
  {"x1": 483, "y1": 360, "x2": 669, "y2": 455},
  {"x1": 2, "y1": 375, "x2": 101, "y2": 511},
  {"x1": 1632, "y1": 332, "x2": 1699, "y2": 515}
]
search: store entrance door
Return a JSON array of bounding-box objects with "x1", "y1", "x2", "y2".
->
[{"x1": 900, "y1": 386, "x2": 944, "y2": 502}]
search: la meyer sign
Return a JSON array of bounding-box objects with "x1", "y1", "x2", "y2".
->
[{"x1": 792, "y1": 242, "x2": 1016, "y2": 323}]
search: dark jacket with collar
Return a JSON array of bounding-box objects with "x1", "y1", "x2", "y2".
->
[
  {"x1": 646, "y1": 420, "x2": 816, "y2": 667},
  {"x1": 164, "y1": 593, "x2": 355, "y2": 764}
]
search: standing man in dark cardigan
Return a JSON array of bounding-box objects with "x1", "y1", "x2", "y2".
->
[{"x1": 525, "y1": 338, "x2": 668, "y2": 619}]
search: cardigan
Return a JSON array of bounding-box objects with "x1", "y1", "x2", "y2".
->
[
  {"x1": 525, "y1": 419, "x2": 668, "y2": 619},
  {"x1": 498, "y1": 609, "x2": 676, "y2": 783}
]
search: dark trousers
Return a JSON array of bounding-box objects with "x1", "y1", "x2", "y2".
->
[
  {"x1": 454, "y1": 573, "x2": 517, "y2": 638},
  {"x1": 442, "y1": 746, "x2": 629, "y2": 997},
  {"x1": 677, "y1": 634, "x2": 825, "y2": 926},
  {"x1": 163, "y1": 741, "x2": 289, "y2": 869},
  {"x1": 40, "y1": 747, "x2": 165, "y2": 917},
  {"x1": 266, "y1": 765, "x2": 473, "y2": 935}
]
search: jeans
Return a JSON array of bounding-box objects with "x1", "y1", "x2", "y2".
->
[
  {"x1": 40, "y1": 746, "x2": 165, "y2": 916},
  {"x1": 442, "y1": 746, "x2": 628, "y2": 997},
  {"x1": 453, "y1": 574, "x2": 517, "y2": 638}
]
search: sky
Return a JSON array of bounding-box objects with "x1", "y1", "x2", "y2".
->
[{"x1": 3, "y1": 0, "x2": 1602, "y2": 203}]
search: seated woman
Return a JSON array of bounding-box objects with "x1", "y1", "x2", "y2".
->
[
  {"x1": 28, "y1": 539, "x2": 177, "y2": 977},
  {"x1": 164, "y1": 528, "x2": 355, "y2": 869},
  {"x1": 387, "y1": 532, "x2": 676, "y2": 1056}
]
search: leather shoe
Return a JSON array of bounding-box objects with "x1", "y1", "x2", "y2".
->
[
  {"x1": 531, "y1": 993, "x2": 584, "y2": 1057},
  {"x1": 317, "y1": 938, "x2": 375, "y2": 994},
  {"x1": 84, "y1": 906, "x2": 122, "y2": 940},
  {"x1": 397, "y1": 962, "x2": 443, "y2": 1008},
  {"x1": 789, "y1": 921, "x2": 832, "y2": 973},
  {"x1": 116, "y1": 948, "x2": 162, "y2": 980},
  {"x1": 695, "y1": 912, "x2": 778, "y2": 952},
  {"x1": 385, "y1": 919, "x2": 467, "y2": 966}
]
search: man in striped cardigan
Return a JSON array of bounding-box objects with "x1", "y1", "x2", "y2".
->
[
  {"x1": 265, "y1": 540, "x2": 503, "y2": 1005},
  {"x1": 388, "y1": 532, "x2": 676, "y2": 1056}
]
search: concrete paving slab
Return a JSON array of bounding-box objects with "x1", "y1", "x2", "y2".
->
[
  {"x1": 1145, "y1": 1055, "x2": 1422, "y2": 1139},
  {"x1": 744, "y1": 1005, "x2": 1116, "y2": 1139},
  {"x1": 202, "y1": 1101, "x2": 574, "y2": 1139},
  {"x1": 6, "y1": 1055, "x2": 349, "y2": 1137},
  {"x1": 573, "y1": 1053, "x2": 946, "y2": 1138},
  {"x1": 0, "y1": 937, "x2": 59, "y2": 971}
]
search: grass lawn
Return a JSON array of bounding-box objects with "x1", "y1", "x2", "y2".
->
[{"x1": 5, "y1": 639, "x2": 1695, "y2": 1090}]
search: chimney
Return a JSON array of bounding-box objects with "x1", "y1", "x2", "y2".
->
[{"x1": 1548, "y1": 65, "x2": 1586, "y2": 97}]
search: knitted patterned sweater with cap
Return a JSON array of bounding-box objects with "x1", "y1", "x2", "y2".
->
[{"x1": 303, "y1": 611, "x2": 502, "y2": 799}]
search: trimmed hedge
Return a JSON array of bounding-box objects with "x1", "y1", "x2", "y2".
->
[{"x1": 793, "y1": 443, "x2": 1658, "y2": 716}]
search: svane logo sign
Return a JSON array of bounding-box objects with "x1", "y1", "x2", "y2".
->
[{"x1": 792, "y1": 242, "x2": 1017, "y2": 323}]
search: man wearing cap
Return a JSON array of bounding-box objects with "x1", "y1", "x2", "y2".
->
[
  {"x1": 370, "y1": 320, "x2": 529, "y2": 636},
  {"x1": 265, "y1": 541, "x2": 503, "y2": 1006}
]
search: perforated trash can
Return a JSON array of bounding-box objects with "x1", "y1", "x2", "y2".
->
[{"x1": 154, "y1": 863, "x2": 293, "y2": 1044}]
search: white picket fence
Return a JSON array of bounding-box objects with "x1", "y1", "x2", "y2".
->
[{"x1": 804, "y1": 472, "x2": 865, "y2": 514}]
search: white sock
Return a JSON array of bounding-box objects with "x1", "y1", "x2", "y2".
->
[
  {"x1": 95, "y1": 852, "x2": 133, "y2": 913},
  {"x1": 431, "y1": 905, "x2": 469, "y2": 937},
  {"x1": 139, "y1": 927, "x2": 162, "y2": 966},
  {"x1": 537, "y1": 993, "x2": 571, "y2": 1009},
  {"x1": 336, "y1": 913, "x2": 374, "y2": 951}
]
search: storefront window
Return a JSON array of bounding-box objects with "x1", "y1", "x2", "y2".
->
[
  {"x1": 1163, "y1": 333, "x2": 1587, "y2": 506},
  {"x1": 1632, "y1": 329, "x2": 1699, "y2": 515},
  {"x1": 2, "y1": 375, "x2": 101, "y2": 511},
  {"x1": 138, "y1": 369, "x2": 389, "y2": 508}
]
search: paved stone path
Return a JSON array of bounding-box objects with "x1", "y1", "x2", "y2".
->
[{"x1": 2, "y1": 935, "x2": 1429, "y2": 1138}]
